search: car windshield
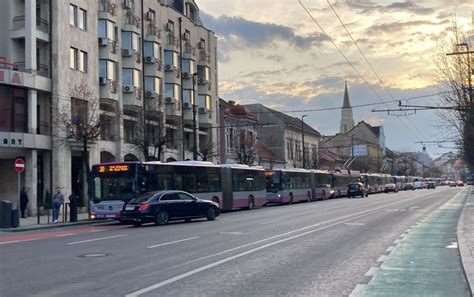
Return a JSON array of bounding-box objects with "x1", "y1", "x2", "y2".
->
[{"x1": 348, "y1": 184, "x2": 360, "y2": 189}]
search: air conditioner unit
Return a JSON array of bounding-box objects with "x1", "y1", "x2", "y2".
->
[
  {"x1": 123, "y1": 0, "x2": 132, "y2": 9},
  {"x1": 198, "y1": 107, "x2": 207, "y2": 113},
  {"x1": 182, "y1": 72, "x2": 190, "y2": 79},
  {"x1": 146, "y1": 91, "x2": 157, "y2": 98},
  {"x1": 165, "y1": 97, "x2": 174, "y2": 104},
  {"x1": 98, "y1": 37, "x2": 108, "y2": 46},
  {"x1": 122, "y1": 48, "x2": 133, "y2": 57},
  {"x1": 198, "y1": 78, "x2": 209, "y2": 85},
  {"x1": 198, "y1": 40, "x2": 205, "y2": 49},
  {"x1": 183, "y1": 102, "x2": 191, "y2": 108},
  {"x1": 166, "y1": 22, "x2": 173, "y2": 32},
  {"x1": 146, "y1": 12, "x2": 155, "y2": 22},
  {"x1": 144, "y1": 56, "x2": 155, "y2": 64},
  {"x1": 123, "y1": 85, "x2": 134, "y2": 93},
  {"x1": 164, "y1": 64, "x2": 175, "y2": 71},
  {"x1": 99, "y1": 77, "x2": 107, "y2": 85},
  {"x1": 183, "y1": 32, "x2": 190, "y2": 40}
]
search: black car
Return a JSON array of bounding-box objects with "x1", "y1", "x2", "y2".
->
[
  {"x1": 120, "y1": 190, "x2": 220, "y2": 227},
  {"x1": 427, "y1": 182, "x2": 436, "y2": 189},
  {"x1": 347, "y1": 182, "x2": 369, "y2": 198}
]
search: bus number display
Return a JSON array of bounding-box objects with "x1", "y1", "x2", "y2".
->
[{"x1": 98, "y1": 165, "x2": 129, "y2": 173}]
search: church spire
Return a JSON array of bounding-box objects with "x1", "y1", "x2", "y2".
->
[{"x1": 340, "y1": 80, "x2": 355, "y2": 133}]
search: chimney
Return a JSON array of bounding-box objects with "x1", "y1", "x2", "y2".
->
[{"x1": 228, "y1": 100, "x2": 236, "y2": 106}]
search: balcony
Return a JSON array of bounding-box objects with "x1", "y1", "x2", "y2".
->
[
  {"x1": 98, "y1": 0, "x2": 117, "y2": 17},
  {"x1": 146, "y1": 24, "x2": 161, "y2": 42},
  {"x1": 167, "y1": 34, "x2": 180, "y2": 49},
  {"x1": 11, "y1": 15, "x2": 50, "y2": 42},
  {"x1": 184, "y1": 42, "x2": 196, "y2": 57},
  {"x1": 145, "y1": 93, "x2": 164, "y2": 115},
  {"x1": 14, "y1": 62, "x2": 49, "y2": 77},
  {"x1": 199, "y1": 50, "x2": 211, "y2": 64},
  {"x1": 165, "y1": 97, "x2": 181, "y2": 118},
  {"x1": 123, "y1": 87, "x2": 143, "y2": 111},
  {"x1": 198, "y1": 108, "x2": 213, "y2": 126},
  {"x1": 124, "y1": 12, "x2": 141, "y2": 32},
  {"x1": 100, "y1": 79, "x2": 119, "y2": 105}
]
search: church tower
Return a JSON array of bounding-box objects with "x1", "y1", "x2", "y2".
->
[{"x1": 340, "y1": 80, "x2": 355, "y2": 133}]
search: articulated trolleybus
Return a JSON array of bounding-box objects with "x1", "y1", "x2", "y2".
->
[{"x1": 90, "y1": 161, "x2": 266, "y2": 220}]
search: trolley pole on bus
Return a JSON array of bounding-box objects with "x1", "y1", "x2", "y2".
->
[{"x1": 301, "y1": 115, "x2": 307, "y2": 169}]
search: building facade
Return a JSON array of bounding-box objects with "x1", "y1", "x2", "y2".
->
[{"x1": 0, "y1": 0, "x2": 218, "y2": 215}]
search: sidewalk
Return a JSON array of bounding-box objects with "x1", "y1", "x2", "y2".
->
[
  {"x1": 457, "y1": 186, "x2": 474, "y2": 293},
  {"x1": 0, "y1": 212, "x2": 115, "y2": 233}
]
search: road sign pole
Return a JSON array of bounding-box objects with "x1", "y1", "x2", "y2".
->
[{"x1": 17, "y1": 172, "x2": 20, "y2": 210}]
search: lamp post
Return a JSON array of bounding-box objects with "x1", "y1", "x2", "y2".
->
[
  {"x1": 192, "y1": 73, "x2": 198, "y2": 160},
  {"x1": 301, "y1": 114, "x2": 308, "y2": 168},
  {"x1": 447, "y1": 43, "x2": 474, "y2": 104}
]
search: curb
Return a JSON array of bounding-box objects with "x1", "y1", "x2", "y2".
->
[
  {"x1": 0, "y1": 219, "x2": 117, "y2": 233},
  {"x1": 457, "y1": 186, "x2": 473, "y2": 296}
]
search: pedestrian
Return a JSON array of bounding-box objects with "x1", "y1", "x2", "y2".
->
[
  {"x1": 20, "y1": 187, "x2": 28, "y2": 218},
  {"x1": 52, "y1": 187, "x2": 64, "y2": 223}
]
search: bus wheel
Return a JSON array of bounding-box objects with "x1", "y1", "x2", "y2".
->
[
  {"x1": 288, "y1": 194, "x2": 294, "y2": 205},
  {"x1": 155, "y1": 210, "x2": 169, "y2": 226},
  {"x1": 247, "y1": 196, "x2": 255, "y2": 210}
]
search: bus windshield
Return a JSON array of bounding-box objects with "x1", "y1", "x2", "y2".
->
[
  {"x1": 93, "y1": 175, "x2": 137, "y2": 202},
  {"x1": 265, "y1": 171, "x2": 281, "y2": 193}
]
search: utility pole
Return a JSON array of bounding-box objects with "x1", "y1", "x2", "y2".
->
[
  {"x1": 192, "y1": 73, "x2": 198, "y2": 160},
  {"x1": 447, "y1": 43, "x2": 473, "y2": 105},
  {"x1": 301, "y1": 115, "x2": 308, "y2": 168}
]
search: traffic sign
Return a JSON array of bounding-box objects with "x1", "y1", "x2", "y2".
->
[{"x1": 15, "y1": 158, "x2": 25, "y2": 173}]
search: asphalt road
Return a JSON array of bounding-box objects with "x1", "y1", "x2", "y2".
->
[{"x1": 0, "y1": 187, "x2": 469, "y2": 297}]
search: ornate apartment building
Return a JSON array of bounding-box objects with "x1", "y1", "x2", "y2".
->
[{"x1": 0, "y1": 0, "x2": 218, "y2": 214}]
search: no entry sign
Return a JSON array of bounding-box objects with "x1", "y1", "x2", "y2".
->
[{"x1": 15, "y1": 158, "x2": 25, "y2": 173}]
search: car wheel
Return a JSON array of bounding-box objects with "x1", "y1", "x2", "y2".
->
[
  {"x1": 133, "y1": 221, "x2": 142, "y2": 227},
  {"x1": 155, "y1": 210, "x2": 169, "y2": 226},
  {"x1": 206, "y1": 207, "x2": 217, "y2": 221}
]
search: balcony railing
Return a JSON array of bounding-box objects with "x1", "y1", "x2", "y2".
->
[
  {"x1": 184, "y1": 42, "x2": 195, "y2": 55},
  {"x1": 12, "y1": 15, "x2": 49, "y2": 33},
  {"x1": 125, "y1": 12, "x2": 141, "y2": 29},
  {"x1": 109, "y1": 79, "x2": 119, "y2": 93},
  {"x1": 199, "y1": 50, "x2": 210, "y2": 63},
  {"x1": 98, "y1": 0, "x2": 117, "y2": 16},
  {"x1": 14, "y1": 62, "x2": 49, "y2": 77},
  {"x1": 147, "y1": 24, "x2": 161, "y2": 38},
  {"x1": 167, "y1": 34, "x2": 180, "y2": 47}
]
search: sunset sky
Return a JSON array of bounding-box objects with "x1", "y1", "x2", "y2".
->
[{"x1": 197, "y1": 0, "x2": 474, "y2": 158}]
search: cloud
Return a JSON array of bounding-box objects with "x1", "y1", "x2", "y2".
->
[
  {"x1": 345, "y1": 0, "x2": 434, "y2": 15},
  {"x1": 200, "y1": 13, "x2": 326, "y2": 51},
  {"x1": 365, "y1": 19, "x2": 449, "y2": 36}
]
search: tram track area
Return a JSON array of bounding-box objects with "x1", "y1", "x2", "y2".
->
[{"x1": 1, "y1": 187, "x2": 463, "y2": 297}]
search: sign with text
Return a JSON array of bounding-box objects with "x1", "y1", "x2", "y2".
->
[{"x1": 351, "y1": 144, "x2": 368, "y2": 157}]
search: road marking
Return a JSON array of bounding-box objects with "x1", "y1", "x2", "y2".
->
[
  {"x1": 55, "y1": 233, "x2": 74, "y2": 237},
  {"x1": 0, "y1": 240, "x2": 22, "y2": 245},
  {"x1": 344, "y1": 222, "x2": 365, "y2": 226},
  {"x1": 259, "y1": 219, "x2": 283, "y2": 225},
  {"x1": 377, "y1": 255, "x2": 387, "y2": 262},
  {"x1": 385, "y1": 246, "x2": 395, "y2": 253},
  {"x1": 446, "y1": 242, "x2": 458, "y2": 249},
  {"x1": 126, "y1": 193, "x2": 443, "y2": 297},
  {"x1": 394, "y1": 239, "x2": 402, "y2": 244},
  {"x1": 146, "y1": 237, "x2": 199, "y2": 249},
  {"x1": 67, "y1": 234, "x2": 127, "y2": 245},
  {"x1": 365, "y1": 267, "x2": 379, "y2": 277},
  {"x1": 349, "y1": 284, "x2": 367, "y2": 297}
]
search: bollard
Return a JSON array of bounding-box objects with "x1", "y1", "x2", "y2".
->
[{"x1": 0, "y1": 200, "x2": 12, "y2": 228}]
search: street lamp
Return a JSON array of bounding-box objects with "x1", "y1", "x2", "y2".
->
[
  {"x1": 192, "y1": 73, "x2": 198, "y2": 160},
  {"x1": 301, "y1": 114, "x2": 308, "y2": 168}
]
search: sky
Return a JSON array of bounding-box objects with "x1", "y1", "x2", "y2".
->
[{"x1": 196, "y1": 0, "x2": 474, "y2": 158}]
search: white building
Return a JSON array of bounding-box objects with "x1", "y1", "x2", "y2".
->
[{"x1": 0, "y1": 0, "x2": 218, "y2": 215}]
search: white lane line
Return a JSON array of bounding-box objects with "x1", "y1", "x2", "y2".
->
[
  {"x1": 0, "y1": 240, "x2": 22, "y2": 245},
  {"x1": 349, "y1": 284, "x2": 367, "y2": 297},
  {"x1": 365, "y1": 267, "x2": 379, "y2": 277},
  {"x1": 344, "y1": 222, "x2": 365, "y2": 226},
  {"x1": 67, "y1": 234, "x2": 127, "y2": 245},
  {"x1": 126, "y1": 194, "x2": 440, "y2": 297},
  {"x1": 385, "y1": 246, "x2": 395, "y2": 253},
  {"x1": 147, "y1": 237, "x2": 200, "y2": 249},
  {"x1": 259, "y1": 219, "x2": 283, "y2": 225},
  {"x1": 55, "y1": 233, "x2": 74, "y2": 237},
  {"x1": 377, "y1": 255, "x2": 387, "y2": 262}
]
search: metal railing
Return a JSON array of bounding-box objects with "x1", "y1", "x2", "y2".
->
[
  {"x1": 199, "y1": 50, "x2": 210, "y2": 63},
  {"x1": 98, "y1": 0, "x2": 117, "y2": 16},
  {"x1": 125, "y1": 12, "x2": 141, "y2": 29},
  {"x1": 12, "y1": 15, "x2": 49, "y2": 33},
  {"x1": 147, "y1": 24, "x2": 161, "y2": 38},
  {"x1": 109, "y1": 79, "x2": 119, "y2": 93},
  {"x1": 14, "y1": 62, "x2": 49, "y2": 77},
  {"x1": 184, "y1": 42, "x2": 195, "y2": 55}
]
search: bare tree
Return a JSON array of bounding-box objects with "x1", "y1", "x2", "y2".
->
[
  {"x1": 198, "y1": 140, "x2": 217, "y2": 161},
  {"x1": 235, "y1": 131, "x2": 257, "y2": 166},
  {"x1": 134, "y1": 114, "x2": 169, "y2": 161},
  {"x1": 434, "y1": 19, "x2": 474, "y2": 170},
  {"x1": 306, "y1": 146, "x2": 320, "y2": 169},
  {"x1": 55, "y1": 82, "x2": 105, "y2": 211}
]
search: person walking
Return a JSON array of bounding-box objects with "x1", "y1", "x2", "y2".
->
[
  {"x1": 20, "y1": 187, "x2": 29, "y2": 218},
  {"x1": 52, "y1": 187, "x2": 64, "y2": 223}
]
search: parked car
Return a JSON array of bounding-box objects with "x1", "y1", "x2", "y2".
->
[
  {"x1": 456, "y1": 180, "x2": 464, "y2": 187},
  {"x1": 449, "y1": 181, "x2": 457, "y2": 187},
  {"x1": 347, "y1": 182, "x2": 369, "y2": 198},
  {"x1": 404, "y1": 183, "x2": 415, "y2": 190},
  {"x1": 414, "y1": 181, "x2": 423, "y2": 189},
  {"x1": 427, "y1": 182, "x2": 436, "y2": 189},
  {"x1": 384, "y1": 183, "x2": 398, "y2": 193},
  {"x1": 120, "y1": 190, "x2": 221, "y2": 227}
]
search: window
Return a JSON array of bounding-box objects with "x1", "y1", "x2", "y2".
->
[
  {"x1": 144, "y1": 76, "x2": 162, "y2": 93},
  {"x1": 197, "y1": 95, "x2": 212, "y2": 109},
  {"x1": 99, "y1": 60, "x2": 117, "y2": 80},
  {"x1": 69, "y1": 4, "x2": 77, "y2": 26},
  {"x1": 147, "y1": 9, "x2": 156, "y2": 22},
  {"x1": 78, "y1": 8, "x2": 87, "y2": 30},
  {"x1": 167, "y1": 20, "x2": 174, "y2": 32},
  {"x1": 79, "y1": 51, "x2": 87, "y2": 72},
  {"x1": 165, "y1": 83, "x2": 180, "y2": 99},
  {"x1": 177, "y1": 192, "x2": 194, "y2": 201},
  {"x1": 100, "y1": 115, "x2": 114, "y2": 141},
  {"x1": 122, "y1": 68, "x2": 141, "y2": 88},
  {"x1": 70, "y1": 47, "x2": 78, "y2": 69},
  {"x1": 144, "y1": 42, "x2": 160, "y2": 59},
  {"x1": 164, "y1": 51, "x2": 178, "y2": 67},
  {"x1": 121, "y1": 31, "x2": 141, "y2": 50},
  {"x1": 183, "y1": 89, "x2": 194, "y2": 104},
  {"x1": 124, "y1": 119, "x2": 138, "y2": 143},
  {"x1": 98, "y1": 19, "x2": 116, "y2": 40},
  {"x1": 0, "y1": 87, "x2": 28, "y2": 133},
  {"x1": 197, "y1": 65, "x2": 210, "y2": 80},
  {"x1": 182, "y1": 59, "x2": 195, "y2": 74}
]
